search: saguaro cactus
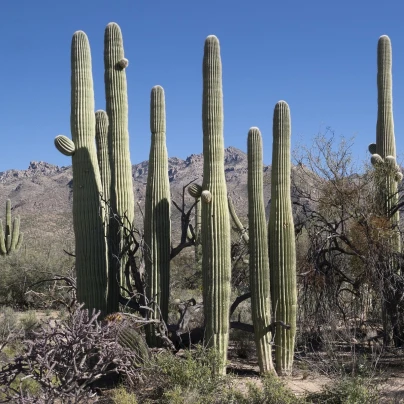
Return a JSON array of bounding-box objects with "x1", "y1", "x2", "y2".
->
[
  {"x1": 201, "y1": 35, "x2": 231, "y2": 374},
  {"x1": 54, "y1": 31, "x2": 108, "y2": 314},
  {"x1": 369, "y1": 35, "x2": 402, "y2": 241},
  {"x1": 247, "y1": 128, "x2": 275, "y2": 374},
  {"x1": 104, "y1": 22, "x2": 134, "y2": 309},
  {"x1": 268, "y1": 101, "x2": 297, "y2": 375},
  {"x1": 144, "y1": 85, "x2": 171, "y2": 342},
  {"x1": 0, "y1": 199, "x2": 23, "y2": 255}
]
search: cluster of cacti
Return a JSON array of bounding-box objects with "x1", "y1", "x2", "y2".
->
[
  {"x1": 247, "y1": 128, "x2": 275, "y2": 374},
  {"x1": 369, "y1": 35, "x2": 402, "y2": 253},
  {"x1": 0, "y1": 199, "x2": 23, "y2": 256},
  {"x1": 269, "y1": 101, "x2": 297, "y2": 375},
  {"x1": 55, "y1": 24, "x2": 134, "y2": 315},
  {"x1": 53, "y1": 24, "x2": 300, "y2": 376},
  {"x1": 201, "y1": 35, "x2": 232, "y2": 375},
  {"x1": 144, "y1": 85, "x2": 171, "y2": 344}
]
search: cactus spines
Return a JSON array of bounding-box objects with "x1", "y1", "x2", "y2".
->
[
  {"x1": 201, "y1": 35, "x2": 231, "y2": 374},
  {"x1": 144, "y1": 85, "x2": 171, "y2": 340},
  {"x1": 54, "y1": 135, "x2": 75, "y2": 156},
  {"x1": 58, "y1": 30, "x2": 108, "y2": 314},
  {"x1": 104, "y1": 22, "x2": 134, "y2": 305},
  {"x1": 0, "y1": 199, "x2": 23, "y2": 256},
  {"x1": 269, "y1": 101, "x2": 297, "y2": 375},
  {"x1": 247, "y1": 127, "x2": 274, "y2": 374},
  {"x1": 95, "y1": 110, "x2": 111, "y2": 206}
]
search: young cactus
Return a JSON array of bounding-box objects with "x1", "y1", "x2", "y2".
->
[
  {"x1": 247, "y1": 128, "x2": 275, "y2": 373},
  {"x1": 54, "y1": 31, "x2": 108, "y2": 315},
  {"x1": 0, "y1": 199, "x2": 23, "y2": 255},
  {"x1": 144, "y1": 85, "x2": 171, "y2": 344},
  {"x1": 268, "y1": 101, "x2": 297, "y2": 375},
  {"x1": 104, "y1": 22, "x2": 134, "y2": 307},
  {"x1": 201, "y1": 35, "x2": 231, "y2": 375}
]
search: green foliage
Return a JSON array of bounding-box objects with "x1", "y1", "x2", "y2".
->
[
  {"x1": 224, "y1": 373, "x2": 302, "y2": 404},
  {"x1": 110, "y1": 385, "x2": 138, "y2": 404},
  {"x1": 306, "y1": 377, "x2": 380, "y2": 404}
]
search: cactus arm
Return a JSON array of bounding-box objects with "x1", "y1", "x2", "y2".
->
[
  {"x1": 0, "y1": 220, "x2": 6, "y2": 255},
  {"x1": 95, "y1": 110, "x2": 111, "y2": 207},
  {"x1": 201, "y1": 35, "x2": 231, "y2": 375},
  {"x1": 247, "y1": 127, "x2": 274, "y2": 373},
  {"x1": 54, "y1": 135, "x2": 76, "y2": 156},
  {"x1": 269, "y1": 101, "x2": 297, "y2": 375},
  {"x1": 228, "y1": 195, "x2": 249, "y2": 245},
  {"x1": 188, "y1": 183, "x2": 203, "y2": 262},
  {"x1": 9, "y1": 216, "x2": 20, "y2": 252}
]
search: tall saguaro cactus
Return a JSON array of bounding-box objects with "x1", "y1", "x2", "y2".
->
[
  {"x1": 104, "y1": 22, "x2": 134, "y2": 309},
  {"x1": 0, "y1": 199, "x2": 23, "y2": 256},
  {"x1": 144, "y1": 85, "x2": 171, "y2": 342},
  {"x1": 201, "y1": 35, "x2": 231, "y2": 374},
  {"x1": 247, "y1": 128, "x2": 275, "y2": 374},
  {"x1": 268, "y1": 101, "x2": 297, "y2": 375},
  {"x1": 369, "y1": 35, "x2": 402, "y2": 241},
  {"x1": 54, "y1": 31, "x2": 108, "y2": 314}
]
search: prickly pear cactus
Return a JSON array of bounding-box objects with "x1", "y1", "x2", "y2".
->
[
  {"x1": 201, "y1": 35, "x2": 231, "y2": 375},
  {"x1": 268, "y1": 101, "x2": 297, "y2": 375},
  {"x1": 144, "y1": 85, "x2": 171, "y2": 345},
  {"x1": 0, "y1": 199, "x2": 23, "y2": 256},
  {"x1": 247, "y1": 127, "x2": 275, "y2": 373}
]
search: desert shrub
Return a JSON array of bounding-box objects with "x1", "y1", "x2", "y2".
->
[
  {"x1": 0, "y1": 306, "x2": 23, "y2": 352},
  {"x1": 0, "y1": 303, "x2": 143, "y2": 403},
  {"x1": 110, "y1": 385, "x2": 138, "y2": 404},
  {"x1": 19, "y1": 310, "x2": 39, "y2": 336},
  {"x1": 0, "y1": 242, "x2": 74, "y2": 309},
  {"x1": 131, "y1": 345, "x2": 229, "y2": 403},
  {"x1": 306, "y1": 376, "x2": 380, "y2": 404},
  {"x1": 223, "y1": 373, "x2": 302, "y2": 404}
]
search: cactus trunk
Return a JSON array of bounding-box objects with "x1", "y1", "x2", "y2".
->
[
  {"x1": 268, "y1": 101, "x2": 297, "y2": 375},
  {"x1": 247, "y1": 127, "x2": 275, "y2": 373},
  {"x1": 69, "y1": 31, "x2": 108, "y2": 314},
  {"x1": 144, "y1": 85, "x2": 171, "y2": 344},
  {"x1": 104, "y1": 23, "x2": 134, "y2": 312},
  {"x1": 201, "y1": 35, "x2": 231, "y2": 375}
]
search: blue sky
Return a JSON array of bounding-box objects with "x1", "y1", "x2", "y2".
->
[{"x1": 1, "y1": 0, "x2": 404, "y2": 172}]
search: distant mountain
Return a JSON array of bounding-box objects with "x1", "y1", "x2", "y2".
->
[{"x1": 0, "y1": 147, "x2": 279, "y2": 253}]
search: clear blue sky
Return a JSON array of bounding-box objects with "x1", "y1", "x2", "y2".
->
[{"x1": 1, "y1": 0, "x2": 404, "y2": 172}]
